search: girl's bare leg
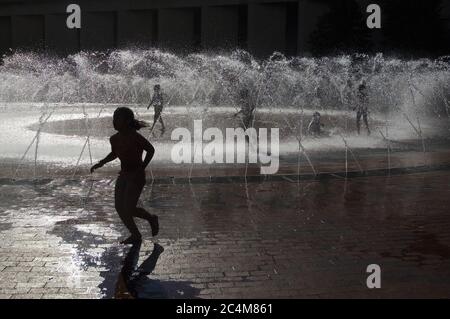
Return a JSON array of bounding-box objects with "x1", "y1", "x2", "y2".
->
[
  {"x1": 124, "y1": 178, "x2": 159, "y2": 237},
  {"x1": 115, "y1": 176, "x2": 142, "y2": 243}
]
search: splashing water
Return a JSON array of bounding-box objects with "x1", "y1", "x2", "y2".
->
[
  {"x1": 0, "y1": 49, "x2": 448, "y2": 114},
  {"x1": 1, "y1": 49, "x2": 450, "y2": 178}
]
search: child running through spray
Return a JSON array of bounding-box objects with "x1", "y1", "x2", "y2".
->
[
  {"x1": 307, "y1": 111, "x2": 324, "y2": 137},
  {"x1": 233, "y1": 88, "x2": 256, "y2": 129},
  {"x1": 354, "y1": 80, "x2": 371, "y2": 135},
  {"x1": 90, "y1": 107, "x2": 159, "y2": 245},
  {"x1": 147, "y1": 84, "x2": 165, "y2": 136}
]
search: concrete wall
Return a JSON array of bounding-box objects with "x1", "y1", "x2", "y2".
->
[
  {"x1": 297, "y1": 0, "x2": 328, "y2": 55},
  {"x1": 202, "y1": 5, "x2": 242, "y2": 50},
  {"x1": 117, "y1": 10, "x2": 157, "y2": 48},
  {"x1": 248, "y1": 3, "x2": 288, "y2": 57},
  {"x1": 439, "y1": 1, "x2": 450, "y2": 48},
  {"x1": 12, "y1": 15, "x2": 45, "y2": 50},
  {"x1": 1, "y1": 0, "x2": 449, "y2": 57},
  {"x1": 0, "y1": 0, "x2": 306, "y2": 57},
  {"x1": 0, "y1": 16, "x2": 12, "y2": 54},
  {"x1": 81, "y1": 11, "x2": 117, "y2": 51},
  {"x1": 46, "y1": 14, "x2": 79, "y2": 53},
  {"x1": 158, "y1": 7, "x2": 201, "y2": 51}
]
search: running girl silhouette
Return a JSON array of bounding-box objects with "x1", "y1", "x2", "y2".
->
[{"x1": 91, "y1": 107, "x2": 159, "y2": 244}]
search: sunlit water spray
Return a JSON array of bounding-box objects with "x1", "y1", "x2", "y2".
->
[{"x1": 1, "y1": 49, "x2": 450, "y2": 178}]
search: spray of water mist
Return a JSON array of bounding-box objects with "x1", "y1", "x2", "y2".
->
[{"x1": 1, "y1": 49, "x2": 450, "y2": 182}]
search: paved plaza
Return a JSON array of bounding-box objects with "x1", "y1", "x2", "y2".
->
[{"x1": 0, "y1": 154, "x2": 450, "y2": 298}]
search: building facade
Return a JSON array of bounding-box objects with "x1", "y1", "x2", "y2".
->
[{"x1": 0, "y1": 0, "x2": 449, "y2": 57}]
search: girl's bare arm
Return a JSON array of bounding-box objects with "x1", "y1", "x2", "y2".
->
[
  {"x1": 141, "y1": 137, "x2": 155, "y2": 169},
  {"x1": 91, "y1": 137, "x2": 118, "y2": 173},
  {"x1": 100, "y1": 152, "x2": 118, "y2": 165},
  {"x1": 90, "y1": 152, "x2": 118, "y2": 173}
]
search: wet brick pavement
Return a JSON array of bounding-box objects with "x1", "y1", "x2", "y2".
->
[{"x1": 1, "y1": 169, "x2": 450, "y2": 299}]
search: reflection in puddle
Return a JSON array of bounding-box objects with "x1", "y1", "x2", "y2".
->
[
  {"x1": 114, "y1": 242, "x2": 201, "y2": 299},
  {"x1": 115, "y1": 242, "x2": 165, "y2": 299}
]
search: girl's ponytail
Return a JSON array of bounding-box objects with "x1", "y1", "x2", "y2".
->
[
  {"x1": 132, "y1": 119, "x2": 148, "y2": 131},
  {"x1": 114, "y1": 107, "x2": 148, "y2": 131}
]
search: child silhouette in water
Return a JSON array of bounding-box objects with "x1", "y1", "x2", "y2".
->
[
  {"x1": 91, "y1": 107, "x2": 159, "y2": 244},
  {"x1": 355, "y1": 80, "x2": 370, "y2": 135},
  {"x1": 233, "y1": 88, "x2": 256, "y2": 129},
  {"x1": 307, "y1": 112, "x2": 324, "y2": 137},
  {"x1": 147, "y1": 84, "x2": 165, "y2": 136}
]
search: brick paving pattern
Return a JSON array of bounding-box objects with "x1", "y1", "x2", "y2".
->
[{"x1": 1, "y1": 166, "x2": 450, "y2": 299}]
